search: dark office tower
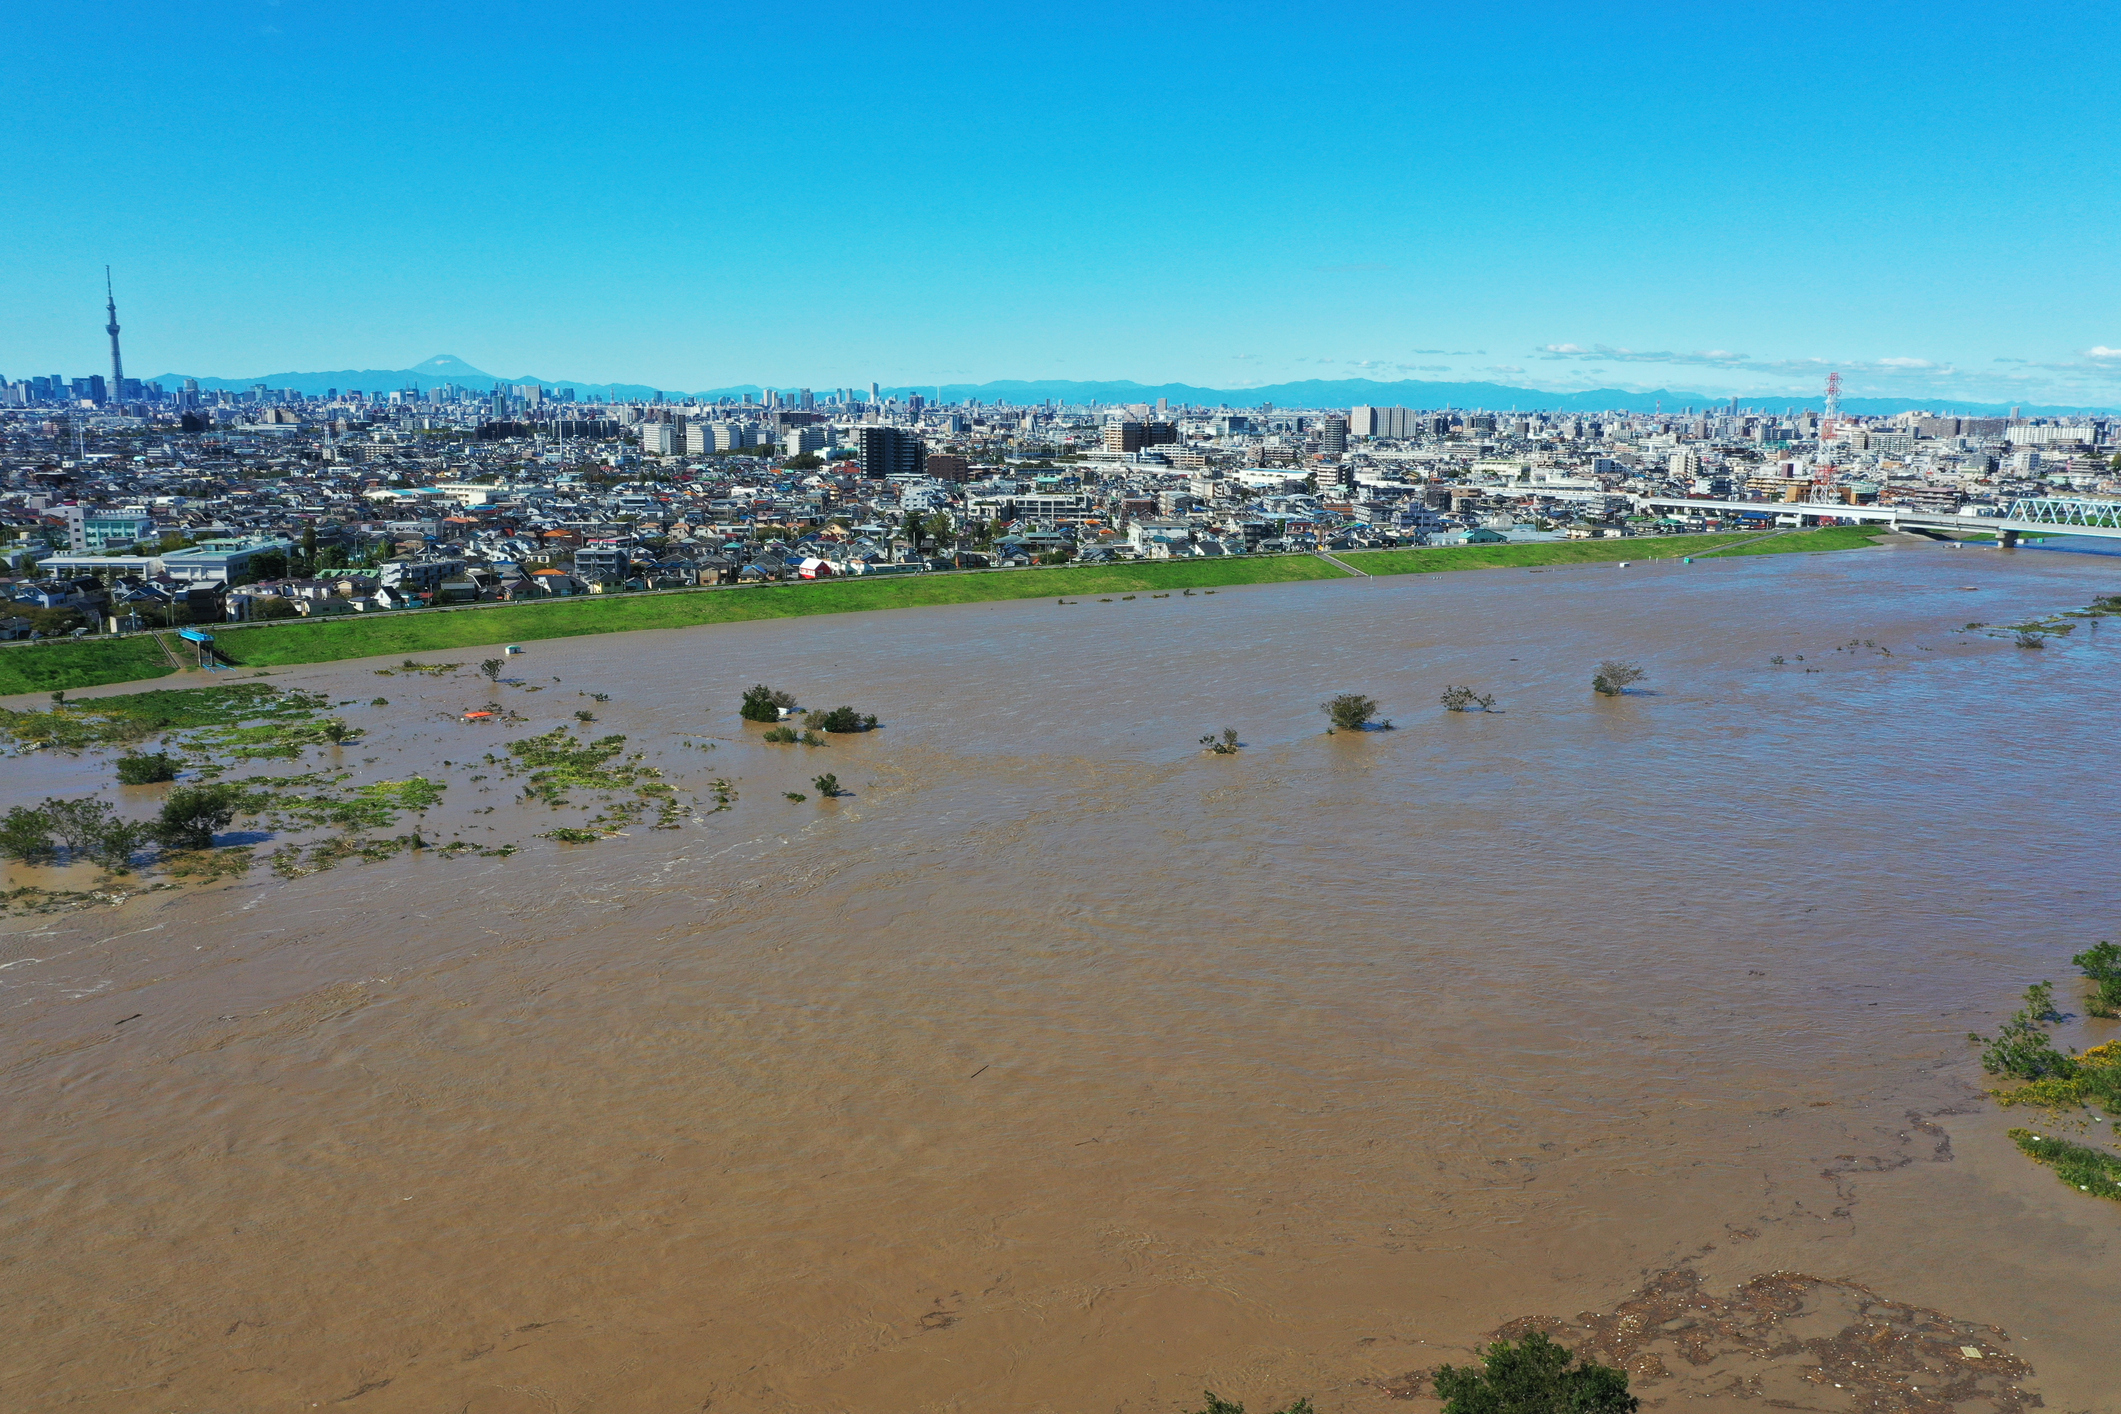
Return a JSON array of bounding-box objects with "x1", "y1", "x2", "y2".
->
[
  {"x1": 104, "y1": 267, "x2": 124, "y2": 405},
  {"x1": 858, "y1": 426, "x2": 925, "y2": 480}
]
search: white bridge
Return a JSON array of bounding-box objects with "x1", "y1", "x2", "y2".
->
[{"x1": 1629, "y1": 494, "x2": 2121, "y2": 545}]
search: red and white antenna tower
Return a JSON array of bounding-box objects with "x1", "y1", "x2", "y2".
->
[{"x1": 1823, "y1": 370, "x2": 1842, "y2": 421}]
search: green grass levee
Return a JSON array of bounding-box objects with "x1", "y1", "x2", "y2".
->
[
  {"x1": 1341, "y1": 524, "x2": 1879, "y2": 576},
  {"x1": 200, "y1": 556, "x2": 1351, "y2": 669},
  {"x1": 0, "y1": 635, "x2": 178, "y2": 697},
  {"x1": 0, "y1": 526, "x2": 1883, "y2": 695}
]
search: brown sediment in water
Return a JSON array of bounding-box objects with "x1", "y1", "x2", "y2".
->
[
  {"x1": 1377, "y1": 1267, "x2": 2039, "y2": 1412},
  {"x1": 2, "y1": 541, "x2": 2119, "y2": 1413}
]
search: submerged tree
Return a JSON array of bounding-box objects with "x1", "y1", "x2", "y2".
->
[
  {"x1": 0, "y1": 804, "x2": 56, "y2": 862},
  {"x1": 1441, "y1": 685, "x2": 1498, "y2": 713},
  {"x1": 804, "y1": 706, "x2": 878, "y2": 733},
  {"x1": 1188, "y1": 1393, "x2": 1313, "y2": 1414},
  {"x1": 115, "y1": 752, "x2": 180, "y2": 784},
  {"x1": 1970, "y1": 981, "x2": 2078, "y2": 1081},
  {"x1": 1321, "y1": 693, "x2": 1378, "y2": 731},
  {"x1": 740, "y1": 684, "x2": 799, "y2": 723},
  {"x1": 1434, "y1": 1330, "x2": 1639, "y2": 1414},
  {"x1": 1592, "y1": 660, "x2": 1648, "y2": 696},
  {"x1": 2074, "y1": 941, "x2": 2121, "y2": 1018},
  {"x1": 153, "y1": 783, "x2": 246, "y2": 851}
]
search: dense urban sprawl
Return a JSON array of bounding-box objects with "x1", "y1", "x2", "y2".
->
[{"x1": 4, "y1": 372, "x2": 2118, "y2": 639}]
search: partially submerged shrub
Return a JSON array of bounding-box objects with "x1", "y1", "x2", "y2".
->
[
  {"x1": 1, "y1": 797, "x2": 151, "y2": 870},
  {"x1": 87, "y1": 818, "x2": 151, "y2": 871},
  {"x1": 43, "y1": 797, "x2": 121, "y2": 854},
  {"x1": 1434, "y1": 1329, "x2": 1639, "y2": 1414},
  {"x1": 740, "y1": 684, "x2": 799, "y2": 722},
  {"x1": 1592, "y1": 660, "x2": 1648, "y2": 696},
  {"x1": 805, "y1": 706, "x2": 878, "y2": 733},
  {"x1": 115, "y1": 751, "x2": 180, "y2": 784},
  {"x1": 1321, "y1": 693, "x2": 1376, "y2": 731},
  {"x1": 153, "y1": 782, "x2": 246, "y2": 851},
  {"x1": 1200, "y1": 727, "x2": 1241, "y2": 754},
  {"x1": 1971, "y1": 981, "x2": 2078, "y2": 1081},
  {"x1": 2015, "y1": 629, "x2": 2045, "y2": 649},
  {"x1": 1188, "y1": 1393, "x2": 1314, "y2": 1414},
  {"x1": 480, "y1": 658, "x2": 504, "y2": 682},
  {"x1": 1993, "y1": 1040, "x2": 2121, "y2": 1115},
  {"x1": 2009, "y1": 1127, "x2": 2121, "y2": 1201},
  {"x1": 812, "y1": 773, "x2": 842, "y2": 797},
  {"x1": 761, "y1": 726, "x2": 799, "y2": 743},
  {"x1": 0, "y1": 804, "x2": 56, "y2": 861},
  {"x1": 2075, "y1": 941, "x2": 2121, "y2": 1018},
  {"x1": 1441, "y1": 685, "x2": 1497, "y2": 713}
]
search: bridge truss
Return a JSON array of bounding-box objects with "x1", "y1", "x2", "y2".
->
[{"x1": 2004, "y1": 498, "x2": 2121, "y2": 529}]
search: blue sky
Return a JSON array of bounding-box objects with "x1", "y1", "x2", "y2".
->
[{"x1": 5, "y1": 0, "x2": 2118, "y2": 405}]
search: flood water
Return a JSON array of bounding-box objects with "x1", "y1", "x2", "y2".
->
[{"x1": 3, "y1": 538, "x2": 2119, "y2": 1414}]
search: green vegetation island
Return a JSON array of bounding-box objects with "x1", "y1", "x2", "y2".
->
[{"x1": 0, "y1": 527, "x2": 1878, "y2": 697}]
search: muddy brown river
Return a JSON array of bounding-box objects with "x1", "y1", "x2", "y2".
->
[{"x1": 3, "y1": 539, "x2": 2118, "y2": 1414}]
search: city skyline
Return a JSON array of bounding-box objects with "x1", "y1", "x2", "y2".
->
[{"x1": 4, "y1": 1, "x2": 2118, "y2": 405}]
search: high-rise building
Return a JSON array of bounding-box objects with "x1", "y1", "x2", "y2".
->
[
  {"x1": 1318, "y1": 416, "x2": 1348, "y2": 454},
  {"x1": 859, "y1": 426, "x2": 924, "y2": 480},
  {"x1": 1104, "y1": 421, "x2": 1144, "y2": 454},
  {"x1": 1349, "y1": 406, "x2": 1417, "y2": 438}
]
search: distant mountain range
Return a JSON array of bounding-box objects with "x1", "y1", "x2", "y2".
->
[{"x1": 145, "y1": 355, "x2": 2116, "y2": 418}]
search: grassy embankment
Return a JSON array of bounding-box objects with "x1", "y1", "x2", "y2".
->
[
  {"x1": 0, "y1": 527, "x2": 1882, "y2": 694},
  {"x1": 1338, "y1": 523, "x2": 1878, "y2": 574},
  {"x1": 0, "y1": 635, "x2": 179, "y2": 697}
]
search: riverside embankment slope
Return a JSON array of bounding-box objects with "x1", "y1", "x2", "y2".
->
[{"x1": 0, "y1": 526, "x2": 1878, "y2": 695}]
